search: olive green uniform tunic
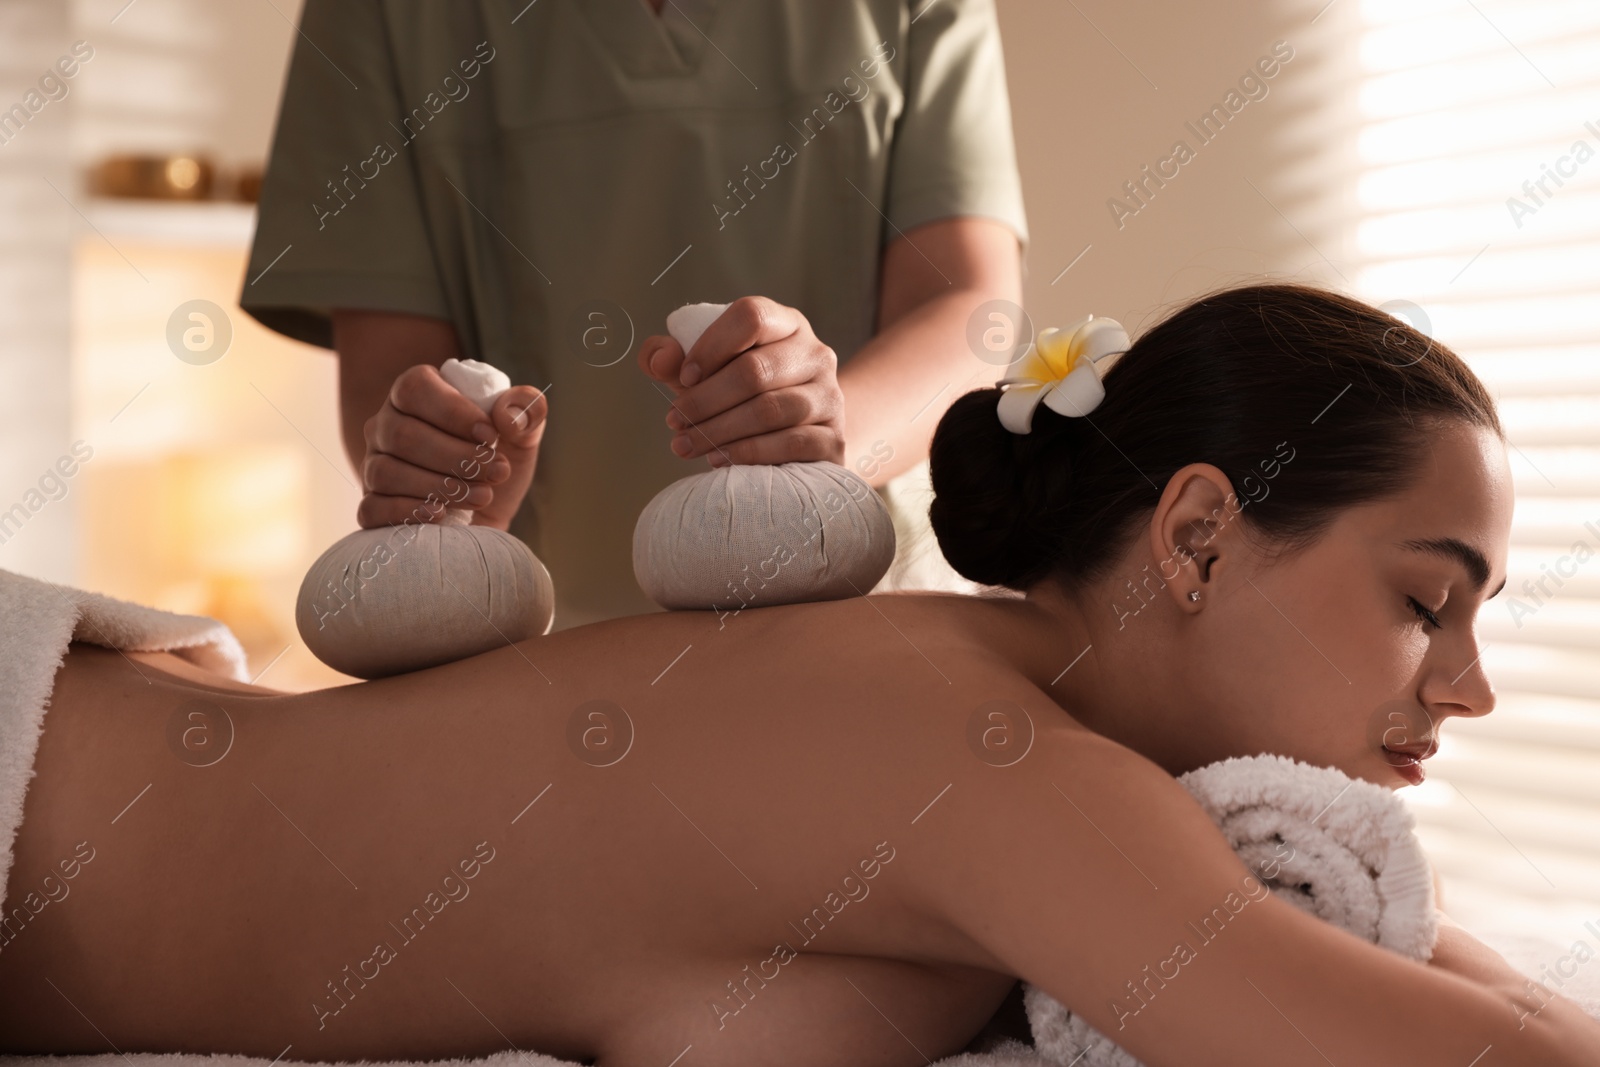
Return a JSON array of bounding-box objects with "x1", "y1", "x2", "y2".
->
[{"x1": 242, "y1": 0, "x2": 1028, "y2": 628}]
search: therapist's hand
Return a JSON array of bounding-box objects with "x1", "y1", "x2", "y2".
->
[
  {"x1": 638, "y1": 296, "x2": 846, "y2": 467},
  {"x1": 357, "y1": 364, "x2": 548, "y2": 532}
]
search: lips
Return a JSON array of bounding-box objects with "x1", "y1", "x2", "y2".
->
[
  {"x1": 1383, "y1": 738, "x2": 1438, "y2": 762},
  {"x1": 1381, "y1": 740, "x2": 1433, "y2": 786}
]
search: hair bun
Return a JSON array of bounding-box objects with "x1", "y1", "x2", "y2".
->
[{"x1": 928, "y1": 387, "x2": 1080, "y2": 590}]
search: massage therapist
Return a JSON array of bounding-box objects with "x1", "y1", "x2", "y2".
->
[{"x1": 241, "y1": 0, "x2": 1028, "y2": 628}]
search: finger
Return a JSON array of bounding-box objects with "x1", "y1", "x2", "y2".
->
[
  {"x1": 356, "y1": 491, "x2": 468, "y2": 529},
  {"x1": 363, "y1": 451, "x2": 502, "y2": 503},
  {"x1": 490, "y1": 385, "x2": 549, "y2": 451},
  {"x1": 368, "y1": 409, "x2": 499, "y2": 479},
  {"x1": 390, "y1": 363, "x2": 498, "y2": 441},
  {"x1": 680, "y1": 296, "x2": 804, "y2": 385},
  {"x1": 638, "y1": 335, "x2": 687, "y2": 389},
  {"x1": 702, "y1": 424, "x2": 845, "y2": 467},
  {"x1": 666, "y1": 339, "x2": 824, "y2": 428},
  {"x1": 670, "y1": 384, "x2": 839, "y2": 458}
]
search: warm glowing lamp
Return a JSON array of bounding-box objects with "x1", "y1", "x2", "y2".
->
[{"x1": 157, "y1": 445, "x2": 309, "y2": 655}]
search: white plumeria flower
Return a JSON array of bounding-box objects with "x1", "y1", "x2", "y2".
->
[{"x1": 996, "y1": 315, "x2": 1131, "y2": 434}]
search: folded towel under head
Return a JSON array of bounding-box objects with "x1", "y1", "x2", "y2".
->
[{"x1": 1025, "y1": 752, "x2": 1439, "y2": 1067}]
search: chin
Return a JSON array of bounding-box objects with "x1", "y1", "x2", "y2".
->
[
  {"x1": 1370, "y1": 755, "x2": 1425, "y2": 789},
  {"x1": 1337, "y1": 755, "x2": 1415, "y2": 790},
  {"x1": 1345, "y1": 768, "x2": 1404, "y2": 789}
]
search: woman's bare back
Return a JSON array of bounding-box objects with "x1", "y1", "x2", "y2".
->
[{"x1": 0, "y1": 592, "x2": 1056, "y2": 1066}]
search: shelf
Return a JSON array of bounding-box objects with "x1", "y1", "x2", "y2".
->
[{"x1": 83, "y1": 198, "x2": 257, "y2": 248}]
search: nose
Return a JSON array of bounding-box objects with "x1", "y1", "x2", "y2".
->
[{"x1": 1424, "y1": 638, "x2": 1496, "y2": 720}]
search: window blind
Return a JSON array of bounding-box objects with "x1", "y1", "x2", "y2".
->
[{"x1": 1350, "y1": 0, "x2": 1600, "y2": 939}]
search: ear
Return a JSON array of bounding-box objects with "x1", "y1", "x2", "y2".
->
[{"x1": 1145, "y1": 462, "x2": 1245, "y2": 613}]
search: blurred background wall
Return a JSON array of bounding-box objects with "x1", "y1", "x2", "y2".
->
[
  {"x1": 1, "y1": 0, "x2": 78, "y2": 583},
  {"x1": 0, "y1": 0, "x2": 1596, "y2": 958}
]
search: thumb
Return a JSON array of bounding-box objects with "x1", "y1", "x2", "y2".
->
[
  {"x1": 638, "y1": 335, "x2": 688, "y2": 393},
  {"x1": 470, "y1": 386, "x2": 546, "y2": 531},
  {"x1": 491, "y1": 385, "x2": 548, "y2": 451}
]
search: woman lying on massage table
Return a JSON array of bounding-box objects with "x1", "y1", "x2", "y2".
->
[{"x1": 3, "y1": 283, "x2": 1598, "y2": 1066}]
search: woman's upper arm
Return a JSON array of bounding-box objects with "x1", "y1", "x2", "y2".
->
[{"x1": 908, "y1": 726, "x2": 1599, "y2": 1067}]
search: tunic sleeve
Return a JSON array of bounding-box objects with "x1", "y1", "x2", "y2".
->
[
  {"x1": 883, "y1": 0, "x2": 1030, "y2": 251},
  {"x1": 238, "y1": 0, "x2": 451, "y2": 349}
]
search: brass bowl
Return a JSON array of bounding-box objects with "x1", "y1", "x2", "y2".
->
[
  {"x1": 233, "y1": 165, "x2": 263, "y2": 203},
  {"x1": 89, "y1": 154, "x2": 215, "y2": 200}
]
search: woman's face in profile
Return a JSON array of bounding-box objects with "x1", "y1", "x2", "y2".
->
[{"x1": 1183, "y1": 420, "x2": 1514, "y2": 790}]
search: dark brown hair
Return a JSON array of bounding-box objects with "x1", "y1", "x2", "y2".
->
[{"x1": 928, "y1": 283, "x2": 1503, "y2": 591}]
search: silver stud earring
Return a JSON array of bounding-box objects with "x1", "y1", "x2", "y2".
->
[{"x1": 1187, "y1": 590, "x2": 1201, "y2": 602}]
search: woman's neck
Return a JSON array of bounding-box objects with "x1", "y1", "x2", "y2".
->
[
  {"x1": 960, "y1": 584, "x2": 1105, "y2": 712},
  {"x1": 977, "y1": 577, "x2": 1186, "y2": 769}
]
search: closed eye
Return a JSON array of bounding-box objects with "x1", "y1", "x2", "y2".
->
[{"x1": 1407, "y1": 596, "x2": 1443, "y2": 630}]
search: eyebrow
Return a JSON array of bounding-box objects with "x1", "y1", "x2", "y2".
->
[{"x1": 1398, "y1": 537, "x2": 1505, "y2": 597}]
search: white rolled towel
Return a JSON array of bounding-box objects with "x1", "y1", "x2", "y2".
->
[
  {"x1": 295, "y1": 359, "x2": 556, "y2": 678},
  {"x1": 1025, "y1": 753, "x2": 1438, "y2": 1067},
  {"x1": 633, "y1": 303, "x2": 897, "y2": 611}
]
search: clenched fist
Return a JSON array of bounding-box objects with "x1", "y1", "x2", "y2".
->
[{"x1": 357, "y1": 363, "x2": 547, "y2": 532}]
